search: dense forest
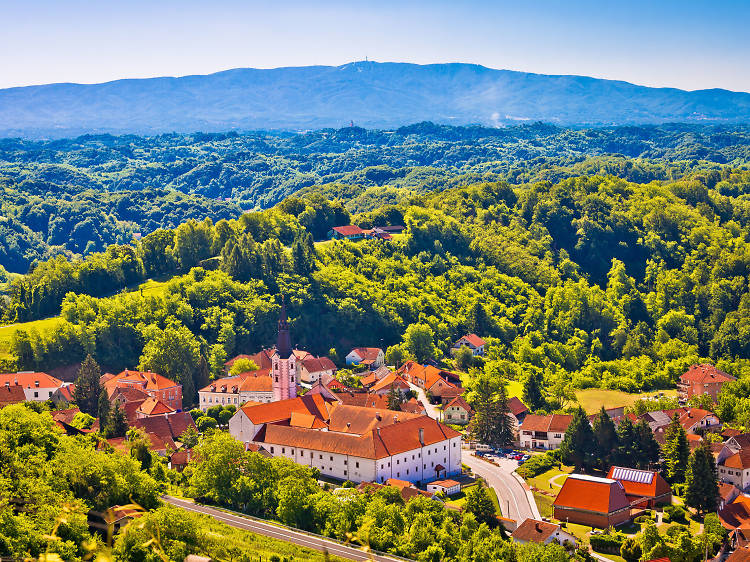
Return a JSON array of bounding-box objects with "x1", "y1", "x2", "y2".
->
[{"x1": 2, "y1": 122, "x2": 749, "y2": 273}]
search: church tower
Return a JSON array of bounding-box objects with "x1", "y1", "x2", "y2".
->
[{"x1": 272, "y1": 297, "x2": 297, "y2": 401}]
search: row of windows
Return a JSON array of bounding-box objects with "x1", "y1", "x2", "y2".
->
[{"x1": 269, "y1": 447, "x2": 363, "y2": 469}]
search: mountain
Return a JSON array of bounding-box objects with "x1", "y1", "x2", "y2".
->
[{"x1": 1, "y1": 61, "x2": 749, "y2": 138}]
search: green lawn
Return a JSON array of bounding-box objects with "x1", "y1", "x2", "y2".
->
[
  {"x1": 526, "y1": 466, "x2": 573, "y2": 492},
  {"x1": 575, "y1": 388, "x2": 678, "y2": 414},
  {"x1": 533, "y1": 491, "x2": 554, "y2": 518}
]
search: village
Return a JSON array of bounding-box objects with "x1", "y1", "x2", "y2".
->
[{"x1": 1, "y1": 300, "x2": 749, "y2": 560}]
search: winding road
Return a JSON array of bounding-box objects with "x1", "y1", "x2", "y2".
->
[{"x1": 163, "y1": 496, "x2": 403, "y2": 561}]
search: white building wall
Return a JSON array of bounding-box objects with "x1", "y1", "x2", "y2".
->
[
  {"x1": 23, "y1": 386, "x2": 59, "y2": 402},
  {"x1": 228, "y1": 410, "x2": 261, "y2": 443}
]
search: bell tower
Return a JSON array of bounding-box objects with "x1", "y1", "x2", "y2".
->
[{"x1": 272, "y1": 297, "x2": 297, "y2": 401}]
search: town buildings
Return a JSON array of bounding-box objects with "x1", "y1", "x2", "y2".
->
[
  {"x1": 678, "y1": 363, "x2": 735, "y2": 401},
  {"x1": 510, "y1": 519, "x2": 576, "y2": 546},
  {"x1": 229, "y1": 393, "x2": 462, "y2": 484},
  {"x1": 442, "y1": 395, "x2": 473, "y2": 425},
  {"x1": 103, "y1": 370, "x2": 183, "y2": 411},
  {"x1": 0, "y1": 371, "x2": 66, "y2": 402},
  {"x1": 346, "y1": 347, "x2": 385, "y2": 369},
  {"x1": 553, "y1": 474, "x2": 631, "y2": 527},
  {"x1": 198, "y1": 372, "x2": 273, "y2": 411},
  {"x1": 518, "y1": 414, "x2": 573, "y2": 450},
  {"x1": 606, "y1": 466, "x2": 671, "y2": 507},
  {"x1": 451, "y1": 334, "x2": 487, "y2": 356}
]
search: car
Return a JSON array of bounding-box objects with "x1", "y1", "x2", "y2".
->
[{"x1": 521, "y1": 455, "x2": 531, "y2": 461}]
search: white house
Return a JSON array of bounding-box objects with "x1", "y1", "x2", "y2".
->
[
  {"x1": 198, "y1": 372, "x2": 274, "y2": 411},
  {"x1": 510, "y1": 519, "x2": 576, "y2": 546},
  {"x1": 298, "y1": 356, "x2": 337, "y2": 385},
  {"x1": 519, "y1": 414, "x2": 573, "y2": 450},
  {"x1": 451, "y1": 334, "x2": 487, "y2": 356},
  {"x1": 229, "y1": 394, "x2": 462, "y2": 485},
  {"x1": 427, "y1": 479, "x2": 461, "y2": 496},
  {"x1": 345, "y1": 348, "x2": 385, "y2": 369},
  {"x1": 0, "y1": 372, "x2": 65, "y2": 402}
]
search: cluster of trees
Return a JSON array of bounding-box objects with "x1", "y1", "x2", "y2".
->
[{"x1": 2, "y1": 123, "x2": 749, "y2": 272}]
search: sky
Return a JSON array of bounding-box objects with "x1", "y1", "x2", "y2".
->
[{"x1": 2, "y1": 0, "x2": 749, "y2": 92}]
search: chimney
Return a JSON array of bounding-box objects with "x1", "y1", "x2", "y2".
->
[
  {"x1": 419, "y1": 428, "x2": 424, "y2": 446},
  {"x1": 535, "y1": 522, "x2": 542, "y2": 532}
]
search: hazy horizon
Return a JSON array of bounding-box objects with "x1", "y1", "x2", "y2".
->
[{"x1": 2, "y1": 0, "x2": 749, "y2": 92}]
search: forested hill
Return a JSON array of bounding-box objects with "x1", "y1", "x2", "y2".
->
[
  {"x1": 2, "y1": 61, "x2": 750, "y2": 137},
  {"x1": 2, "y1": 123, "x2": 749, "y2": 273}
]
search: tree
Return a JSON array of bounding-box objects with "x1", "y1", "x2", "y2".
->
[
  {"x1": 403, "y1": 323, "x2": 436, "y2": 363},
  {"x1": 97, "y1": 389, "x2": 110, "y2": 428},
  {"x1": 179, "y1": 426, "x2": 200, "y2": 449},
  {"x1": 197, "y1": 416, "x2": 217, "y2": 432},
  {"x1": 454, "y1": 345, "x2": 474, "y2": 372},
  {"x1": 620, "y1": 537, "x2": 641, "y2": 562},
  {"x1": 592, "y1": 406, "x2": 619, "y2": 469},
  {"x1": 663, "y1": 413, "x2": 690, "y2": 483},
  {"x1": 469, "y1": 384, "x2": 514, "y2": 448},
  {"x1": 385, "y1": 345, "x2": 405, "y2": 368},
  {"x1": 71, "y1": 412, "x2": 95, "y2": 429},
  {"x1": 229, "y1": 358, "x2": 259, "y2": 376},
  {"x1": 139, "y1": 323, "x2": 201, "y2": 408},
  {"x1": 73, "y1": 354, "x2": 102, "y2": 416},
  {"x1": 559, "y1": 406, "x2": 598, "y2": 471},
  {"x1": 634, "y1": 419, "x2": 661, "y2": 470},
  {"x1": 387, "y1": 384, "x2": 403, "y2": 410},
  {"x1": 106, "y1": 402, "x2": 128, "y2": 438},
  {"x1": 522, "y1": 372, "x2": 545, "y2": 411},
  {"x1": 685, "y1": 443, "x2": 719, "y2": 514},
  {"x1": 464, "y1": 484, "x2": 496, "y2": 526},
  {"x1": 128, "y1": 428, "x2": 153, "y2": 471}
]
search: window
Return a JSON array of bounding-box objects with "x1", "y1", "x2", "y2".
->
[
  {"x1": 397, "y1": 472, "x2": 400, "y2": 477},
  {"x1": 555, "y1": 434, "x2": 562, "y2": 438},
  {"x1": 356, "y1": 462, "x2": 360, "y2": 468},
  {"x1": 320, "y1": 455, "x2": 323, "y2": 459},
  {"x1": 282, "y1": 448, "x2": 285, "y2": 454},
  {"x1": 271, "y1": 447, "x2": 275, "y2": 454},
  {"x1": 344, "y1": 460, "x2": 347, "y2": 465},
  {"x1": 291, "y1": 449, "x2": 294, "y2": 455},
  {"x1": 397, "y1": 459, "x2": 400, "y2": 465},
  {"x1": 34, "y1": 392, "x2": 38, "y2": 398},
  {"x1": 330, "y1": 456, "x2": 333, "y2": 461}
]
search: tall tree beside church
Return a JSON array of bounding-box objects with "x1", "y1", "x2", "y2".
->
[
  {"x1": 685, "y1": 443, "x2": 719, "y2": 514},
  {"x1": 592, "y1": 406, "x2": 619, "y2": 469},
  {"x1": 663, "y1": 413, "x2": 690, "y2": 483},
  {"x1": 74, "y1": 354, "x2": 102, "y2": 416},
  {"x1": 560, "y1": 406, "x2": 598, "y2": 471},
  {"x1": 634, "y1": 418, "x2": 661, "y2": 470},
  {"x1": 105, "y1": 402, "x2": 128, "y2": 438}
]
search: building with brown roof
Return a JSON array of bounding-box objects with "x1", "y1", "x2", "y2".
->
[
  {"x1": 198, "y1": 371, "x2": 274, "y2": 411},
  {"x1": 0, "y1": 372, "x2": 65, "y2": 402},
  {"x1": 553, "y1": 474, "x2": 632, "y2": 528},
  {"x1": 0, "y1": 384, "x2": 26, "y2": 408},
  {"x1": 136, "y1": 397, "x2": 176, "y2": 418},
  {"x1": 299, "y1": 356, "x2": 337, "y2": 385},
  {"x1": 510, "y1": 518, "x2": 576, "y2": 546},
  {"x1": 442, "y1": 395, "x2": 472, "y2": 425},
  {"x1": 426, "y1": 479, "x2": 461, "y2": 496},
  {"x1": 451, "y1": 334, "x2": 487, "y2": 356},
  {"x1": 519, "y1": 414, "x2": 574, "y2": 450},
  {"x1": 230, "y1": 394, "x2": 462, "y2": 484},
  {"x1": 370, "y1": 373, "x2": 410, "y2": 396},
  {"x1": 606, "y1": 466, "x2": 671, "y2": 507},
  {"x1": 719, "y1": 449, "x2": 750, "y2": 491},
  {"x1": 678, "y1": 363, "x2": 735, "y2": 401},
  {"x1": 329, "y1": 225, "x2": 365, "y2": 240},
  {"x1": 50, "y1": 384, "x2": 76, "y2": 407},
  {"x1": 346, "y1": 347, "x2": 385, "y2": 370},
  {"x1": 104, "y1": 370, "x2": 182, "y2": 410},
  {"x1": 134, "y1": 411, "x2": 196, "y2": 445}
]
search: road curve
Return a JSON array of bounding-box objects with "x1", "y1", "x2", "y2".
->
[
  {"x1": 162, "y1": 495, "x2": 402, "y2": 562},
  {"x1": 461, "y1": 452, "x2": 539, "y2": 524}
]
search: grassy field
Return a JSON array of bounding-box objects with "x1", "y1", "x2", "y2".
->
[
  {"x1": 533, "y1": 491, "x2": 554, "y2": 518},
  {"x1": 575, "y1": 388, "x2": 678, "y2": 414},
  {"x1": 526, "y1": 466, "x2": 572, "y2": 492},
  {"x1": 506, "y1": 380, "x2": 524, "y2": 399}
]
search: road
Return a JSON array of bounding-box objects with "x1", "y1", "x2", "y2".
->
[
  {"x1": 163, "y1": 496, "x2": 402, "y2": 562},
  {"x1": 461, "y1": 451, "x2": 540, "y2": 524},
  {"x1": 408, "y1": 382, "x2": 441, "y2": 419}
]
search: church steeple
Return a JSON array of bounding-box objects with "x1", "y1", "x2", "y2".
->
[{"x1": 276, "y1": 296, "x2": 292, "y2": 358}]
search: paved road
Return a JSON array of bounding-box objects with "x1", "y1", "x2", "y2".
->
[
  {"x1": 461, "y1": 452, "x2": 539, "y2": 524},
  {"x1": 163, "y1": 496, "x2": 402, "y2": 562},
  {"x1": 409, "y1": 382, "x2": 441, "y2": 420}
]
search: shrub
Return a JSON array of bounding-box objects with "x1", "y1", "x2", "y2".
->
[
  {"x1": 516, "y1": 451, "x2": 557, "y2": 478},
  {"x1": 590, "y1": 533, "x2": 624, "y2": 554}
]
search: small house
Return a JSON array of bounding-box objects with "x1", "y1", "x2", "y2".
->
[
  {"x1": 329, "y1": 225, "x2": 365, "y2": 241},
  {"x1": 346, "y1": 347, "x2": 385, "y2": 369},
  {"x1": 442, "y1": 396, "x2": 473, "y2": 425},
  {"x1": 427, "y1": 479, "x2": 461, "y2": 496},
  {"x1": 510, "y1": 518, "x2": 576, "y2": 546},
  {"x1": 451, "y1": 334, "x2": 487, "y2": 356}
]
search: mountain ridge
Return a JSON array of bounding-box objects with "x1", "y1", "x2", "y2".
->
[{"x1": 2, "y1": 60, "x2": 749, "y2": 138}]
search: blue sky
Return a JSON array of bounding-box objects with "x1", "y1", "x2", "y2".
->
[{"x1": 2, "y1": 0, "x2": 749, "y2": 91}]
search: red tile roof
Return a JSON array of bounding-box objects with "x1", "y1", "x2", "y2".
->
[
  {"x1": 507, "y1": 396, "x2": 529, "y2": 417},
  {"x1": 553, "y1": 474, "x2": 630, "y2": 514},
  {"x1": 521, "y1": 414, "x2": 573, "y2": 433},
  {"x1": 0, "y1": 384, "x2": 26, "y2": 407},
  {"x1": 430, "y1": 479, "x2": 460, "y2": 488},
  {"x1": 0, "y1": 371, "x2": 63, "y2": 389},
  {"x1": 457, "y1": 334, "x2": 486, "y2": 348},
  {"x1": 720, "y1": 497, "x2": 750, "y2": 530},
  {"x1": 724, "y1": 450, "x2": 750, "y2": 470},
  {"x1": 105, "y1": 370, "x2": 179, "y2": 393},
  {"x1": 680, "y1": 364, "x2": 735, "y2": 384},
  {"x1": 301, "y1": 356, "x2": 336, "y2": 373},
  {"x1": 336, "y1": 392, "x2": 390, "y2": 410},
  {"x1": 51, "y1": 407, "x2": 80, "y2": 425},
  {"x1": 136, "y1": 397, "x2": 175, "y2": 416},
  {"x1": 332, "y1": 225, "x2": 365, "y2": 237},
  {"x1": 53, "y1": 385, "x2": 75, "y2": 402},
  {"x1": 511, "y1": 519, "x2": 560, "y2": 543},
  {"x1": 606, "y1": 466, "x2": 671, "y2": 499},
  {"x1": 350, "y1": 347, "x2": 383, "y2": 362},
  {"x1": 371, "y1": 373, "x2": 410, "y2": 393},
  {"x1": 443, "y1": 395, "x2": 473, "y2": 414},
  {"x1": 239, "y1": 393, "x2": 333, "y2": 425},
  {"x1": 111, "y1": 386, "x2": 150, "y2": 403}
]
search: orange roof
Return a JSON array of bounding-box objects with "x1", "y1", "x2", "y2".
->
[
  {"x1": 0, "y1": 384, "x2": 26, "y2": 407},
  {"x1": 443, "y1": 395, "x2": 472, "y2": 414},
  {"x1": 725, "y1": 451, "x2": 750, "y2": 470},
  {"x1": 430, "y1": 479, "x2": 460, "y2": 488},
  {"x1": 522, "y1": 414, "x2": 573, "y2": 433},
  {"x1": 333, "y1": 225, "x2": 365, "y2": 237},
  {"x1": 327, "y1": 404, "x2": 420, "y2": 434},
  {"x1": 681, "y1": 364, "x2": 735, "y2": 384},
  {"x1": 511, "y1": 519, "x2": 560, "y2": 543},
  {"x1": 720, "y1": 497, "x2": 750, "y2": 530},
  {"x1": 301, "y1": 356, "x2": 336, "y2": 373},
  {"x1": 336, "y1": 392, "x2": 390, "y2": 410},
  {"x1": 106, "y1": 370, "x2": 179, "y2": 393},
  {"x1": 606, "y1": 466, "x2": 670, "y2": 499},
  {"x1": 371, "y1": 373, "x2": 410, "y2": 393},
  {"x1": 508, "y1": 396, "x2": 529, "y2": 417},
  {"x1": 350, "y1": 347, "x2": 383, "y2": 361},
  {"x1": 51, "y1": 407, "x2": 80, "y2": 425},
  {"x1": 238, "y1": 393, "x2": 333, "y2": 425},
  {"x1": 456, "y1": 334, "x2": 486, "y2": 348},
  {"x1": 137, "y1": 397, "x2": 175, "y2": 416},
  {"x1": 200, "y1": 372, "x2": 272, "y2": 394},
  {"x1": 386, "y1": 478, "x2": 414, "y2": 490},
  {"x1": 0, "y1": 371, "x2": 63, "y2": 389},
  {"x1": 553, "y1": 474, "x2": 630, "y2": 514},
  {"x1": 289, "y1": 411, "x2": 327, "y2": 429}
]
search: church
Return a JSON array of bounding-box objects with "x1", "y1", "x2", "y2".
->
[{"x1": 272, "y1": 298, "x2": 297, "y2": 402}]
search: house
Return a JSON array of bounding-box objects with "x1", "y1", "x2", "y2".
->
[
  {"x1": 0, "y1": 384, "x2": 26, "y2": 408},
  {"x1": 337, "y1": 392, "x2": 391, "y2": 410},
  {"x1": 451, "y1": 334, "x2": 487, "y2": 357},
  {"x1": 230, "y1": 394, "x2": 462, "y2": 484},
  {"x1": 298, "y1": 356, "x2": 337, "y2": 385},
  {"x1": 169, "y1": 449, "x2": 196, "y2": 472},
  {"x1": 324, "y1": 378, "x2": 349, "y2": 392},
  {"x1": 346, "y1": 347, "x2": 385, "y2": 369},
  {"x1": 135, "y1": 397, "x2": 175, "y2": 419},
  {"x1": 0, "y1": 372, "x2": 65, "y2": 402},
  {"x1": 133, "y1": 411, "x2": 196, "y2": 447},
  {"x1": 396, "y1": 362, "x2": 463, "y2": 402},
  {"x1": 50, "y1": 384, "x2": 76, "y2": 407},
  {"x1": 553, "y1": 474, "x2": 632, "y2": 528},
  {"x1": 519, "y1": 414, "x2": 573, "y2": 450},
  {"x1": 329, "y1": 225, "x2": 365, "y2": 240},
  {"x1": 510, "y1": 518, "x2": 576, "y2": 546},
  {"x1": 370, "y1": 373, "x2": 410, "y2": 397},
  {"x1": 678, "y1": 363, "x2": 735, "y2": 401},
  {"x1": 104, "y1": 370, "x2": 183, "y2": 410},
  {"x1": 639, "y1": 407, "x2": 721, "y2": 438},
  {"x1": 356, "y1": 481, "x2": 440, "y2": 503},
  {"x1": 442, "y1": 396, "x2": 473, "y2": 425},
  {"x1": 720, "y1": 495, "x2": 750, "y2": 532},
  {"x1": 198, "y1": 372, "x2": 274, "y2": 411},
  {"x1": 401, "y1": 397, "x2": 427, "y2": 415},
  {"x1": 606, "y1": 466, "x2": 671, "y2": 507},
  {"x1": 427, "y1": 479, "x2": 461, "y2": 496},
  {"x1": 507, "y1": 397, "x2": 529, "y2": 430},
  {"x1": 720, "y1": 482, "x2": 742, "y2": 510},
  {"x1": 224, "y1": 352, "x2": 272, "y2": 375},
  {"x1": 718, "y1": 449, "x2": 750, "y2": 491}
]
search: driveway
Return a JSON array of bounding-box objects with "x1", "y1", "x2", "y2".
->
[
  {"x1": 409, "y1": 382, "x2": 442, "y2": 420},
  {"x1": 162, "y1": 496, "x2": 403, "y2": 561},
  {"x1": 461, "y1": 451, "x2": 540, "y2": 524}
]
